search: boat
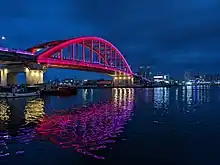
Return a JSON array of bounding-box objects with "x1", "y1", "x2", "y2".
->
[
  {"x1": 40, "y1": 86, "x2": 77, "y2": 96},
  {"x1": 0, "y1": 92, "x2": 40, "y2": 98}
]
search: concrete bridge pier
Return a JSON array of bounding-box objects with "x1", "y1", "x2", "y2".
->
[
  {"x1": 113, "y1": 73, "x2": 134, "y2": 87},
  {"x1": 1, "y1": 68, "x2": 8, "y2": 86},
  {"x1": 25, "y1": 68, "x2": 44, "y2": 85},
  {"x1": 7, "y1": 72, "x2": 18, "y2": 85},
  {"x1": 0, "y1": 65, "x2": 44, "y2": 86}
]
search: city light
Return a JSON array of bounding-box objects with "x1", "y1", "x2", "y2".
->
[
  {"x1": 186, "y1": 81, "x2": 192, "y2": 85},
  {"x1": 25, "y1": 67, "x2": 29, "y2": 72},
  {"x1": 154, "y1": 76, "x2": 163, "y2": 79},
  {"x1": 3, "y1": 68, "x2": 8, "y2": 74}
]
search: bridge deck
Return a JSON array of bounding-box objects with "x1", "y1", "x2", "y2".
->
[{"x1": 0, "y1": 51, "x2": 36, "y2": 64}]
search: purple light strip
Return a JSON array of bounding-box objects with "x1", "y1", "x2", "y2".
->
[{"x1": 0, "y1": 47, "x2": 35, "y2": 56}]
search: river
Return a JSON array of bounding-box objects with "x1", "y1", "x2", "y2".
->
[{"x1": 0, "y1": 86, "x2": 220, "y2": 165}]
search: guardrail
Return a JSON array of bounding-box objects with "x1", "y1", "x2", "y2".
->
[{"x1": 0, "y1": 47, "x2": 35, "y2": 56}]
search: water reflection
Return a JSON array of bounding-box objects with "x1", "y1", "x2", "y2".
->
[
  {"x1": 0, "y1": 100, "x2": 10, "y2": 125},
  {"x1": 176, "y1": 88, "x2": 178, "y2": 101},
  {"x1": 0, "y1": 86, "x2": 213, "y2": 160},
  {"x1": 82, "y1": 89, "x2": 94, "y2": 103},
  {"x1": 186, "y1": 85, "x2": 193, "y2": 107},
  {"x1": 181, "y1": 85, "x2": 210, "y2": 105},
  {"x1": 36, "y1": 88, "x2": 135, "y2": 159},
  {"x1": 0, "y1": 97, "x2": 44, "y2": 157},
  {"x1": 152, "y1": 86, "x2": 210, "y2": 111},
  {"x1": 144, "y1": 88, "x2": 153, "y2": 103},
  {"x1": 24, "y1": 98, "x2": 45, "y2": 124},
  {"x1": 153, "y1": 87, "x2": 169, "y2": 109}
]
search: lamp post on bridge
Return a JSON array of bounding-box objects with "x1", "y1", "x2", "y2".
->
[
  {"x1": 1, "y1": 36, "x2": 6, "y2": 40},
  {"x1": 0, "y1": 36, "x2": 7, "y2": 47}
]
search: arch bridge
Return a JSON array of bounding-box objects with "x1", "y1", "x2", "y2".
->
[{"x1": 1, "y1": 37, "x2": 135, "y2": 86}]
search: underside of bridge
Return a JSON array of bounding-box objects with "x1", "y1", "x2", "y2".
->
[
  {"x1": 0, "y1": 61, "x2": 23, "y2": 65},
  {"x1": 0, "y1": 64, "x2": 44, "y2": 86}
]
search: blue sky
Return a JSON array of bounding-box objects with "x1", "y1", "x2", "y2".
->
[{"x1": 1, "y1": 0, "x2": 220, "y2": 79}]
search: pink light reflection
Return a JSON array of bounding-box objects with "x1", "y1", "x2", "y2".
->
[{"x1": 36, "y1": 88, "x2": 134, "y2": 159}]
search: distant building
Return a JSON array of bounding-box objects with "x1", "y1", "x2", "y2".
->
[
  {"x1": 153, "y1": 74, "x2": 170, "y2": 83},
  {"x1": 203, "y1": 74, "x2": 220, "y2": 82},
  {"x1": 138, "y1": 66, "x2": 146, "y2": 77},
  {"x1": 184, "y1": 71, "x2": 193, "y2": 81},
  {"x1": 97, "y1": 80, "x2": 112, "y2": 86},
  {"x1": 146, "y1": 66, "x2": 152, "y2": 79},
  {"x1": 138, "y1": 65, "x2": 152, "y2": 78},
  {"x1": 153, "y1": 75, "x2": 164, "y2": 82},
  {"x1": 164, "y1": 74, "x2": 170, "y2": 81}
]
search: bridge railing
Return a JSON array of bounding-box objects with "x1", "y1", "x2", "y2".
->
[{"x1": 0, "y1": 47, "x2": 35, "y2": 56}]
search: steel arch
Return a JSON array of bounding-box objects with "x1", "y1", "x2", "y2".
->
[{"x1": 29, "y1": 36, "x2": 133, "y2": 75}]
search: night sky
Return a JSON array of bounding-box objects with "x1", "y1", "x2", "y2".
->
[{"x1": 0, "y1": 0, "x2": 220, "y2": 80}]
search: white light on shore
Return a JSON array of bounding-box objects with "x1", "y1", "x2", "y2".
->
[{"x1": 186, "y1": 81, "x2": 192, "y2": 85}]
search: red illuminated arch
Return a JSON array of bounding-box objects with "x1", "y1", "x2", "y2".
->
[{"x1": 27, "y1": 37, "x2": 133, "y2": 75}]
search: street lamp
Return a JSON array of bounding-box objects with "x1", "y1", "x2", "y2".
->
[
  {"x1": 1, "y1": 36, "x2": 6, "y2": 40},
  {"x1": 0, "y1": 36, "x2": 6, "y2": 47}
]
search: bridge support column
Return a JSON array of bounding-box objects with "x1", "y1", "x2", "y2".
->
[
  {"x1": 25, "y1": 68, "x2": 44, "y2": 85},
  {"x1": 113, "y1": 73, "x2": 133, "y2": 87},
  {"x1": 7, "y1": 72, "x2": 18, "y2": 85},
  {"x1": 113, "y1": 77, "x2": 119, "y2": 87},
  {"x1": 0, "y1": 68, "x2": 8, "y2": 86}
]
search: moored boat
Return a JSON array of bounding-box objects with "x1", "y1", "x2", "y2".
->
[
  {"x1": 40, "y1": 86, "x2": 77, "y2": 96},
  {"x1": 0, "y1": 92, "x2": 40, "y2": 98}
]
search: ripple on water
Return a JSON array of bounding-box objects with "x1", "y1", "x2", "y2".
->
[
  {"x1": 0, "y1": 88, "x2": 135, "y2": 159},
  {"x1": 36, "y1": 97, "x2": 134, "y2": 159},
  {"x1": 0, "y1": 98, "x2": 44, "y2": 157},
  {"x1": 0, "y1": 126, "x2": 36, "y2": 157}
]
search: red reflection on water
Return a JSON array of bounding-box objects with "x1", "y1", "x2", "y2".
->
[{"x1": 36, "y1": 89, "x2": 134, "y2": 159}]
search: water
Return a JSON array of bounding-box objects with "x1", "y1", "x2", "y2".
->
[{"x1": 0, "y1": 86, "x2": 220, "y2": 164}]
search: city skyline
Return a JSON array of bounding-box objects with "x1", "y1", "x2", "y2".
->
[{"x1": 1, "y1": 0, "x2": 220, "y2": 79}]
